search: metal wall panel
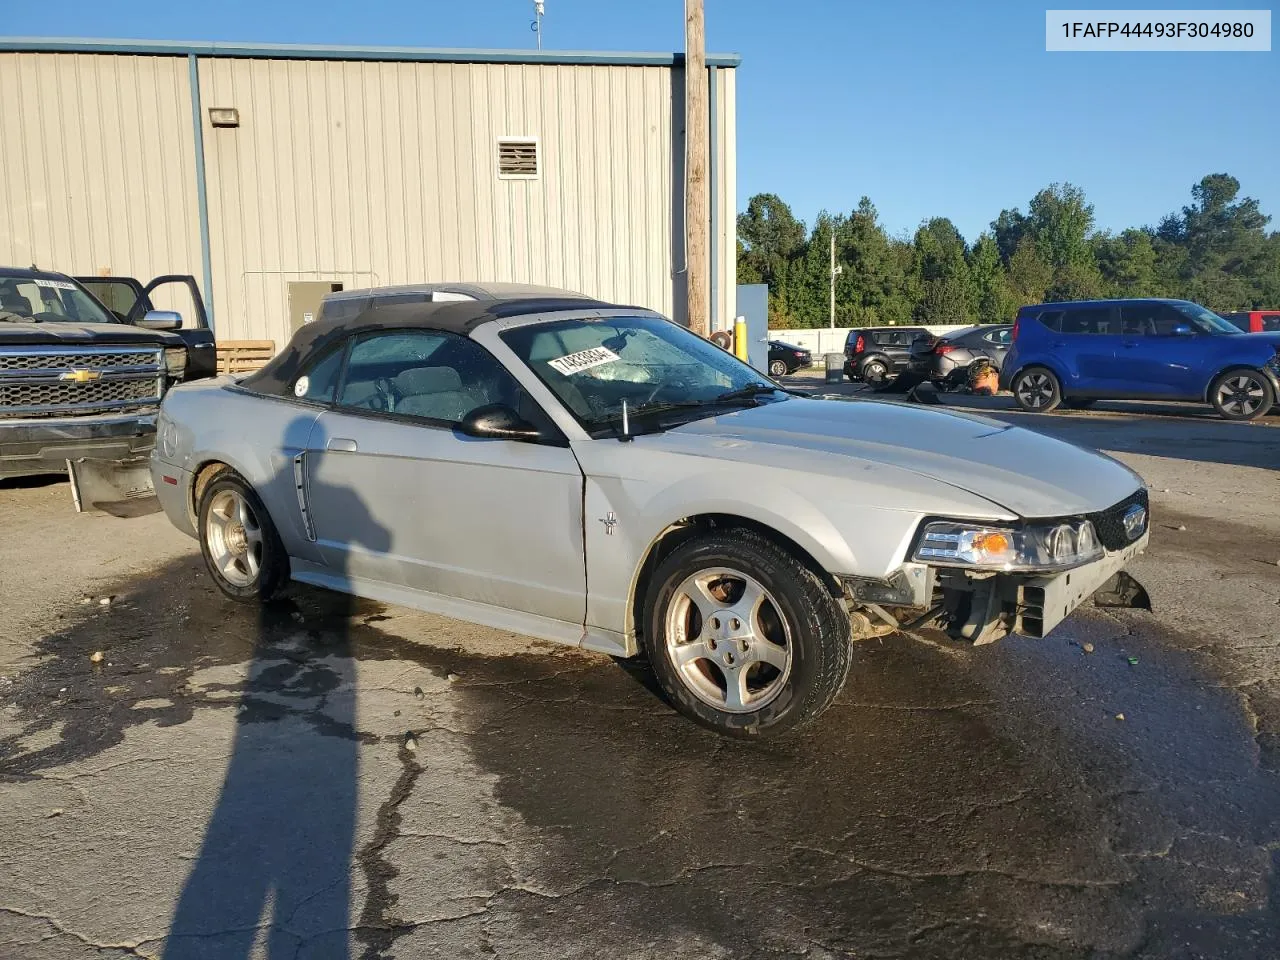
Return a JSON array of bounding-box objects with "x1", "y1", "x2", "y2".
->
[
  {"x1": 712, "y1": 67, "x2": 738, "y2": 335},
  {"x1": 0, "y1": 53, "x2": 202, "y2": 301},
  {"x1": 197, "y1": 58, "x2": 697, "y2": 345}
]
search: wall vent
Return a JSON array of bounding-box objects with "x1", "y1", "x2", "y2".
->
[{"x1": 497, "y1": 137, "x2": 540, "y2": 179}]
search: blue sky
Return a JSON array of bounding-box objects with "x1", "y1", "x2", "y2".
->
[{"x1": 8, "y1": 0, "x2": 1276, "y2": 241}]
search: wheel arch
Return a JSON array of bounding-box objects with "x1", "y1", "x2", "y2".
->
[
  {"x1": 625, "y1": 512, "x2": 845, "y2": 652},
  {"x1": 1203, "y1": 363, "x2": 1278, "y2": 404}
]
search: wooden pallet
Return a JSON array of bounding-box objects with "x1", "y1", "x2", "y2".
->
[{"x1": 216, "y1": 340, "x2": 276, "y2": 375}]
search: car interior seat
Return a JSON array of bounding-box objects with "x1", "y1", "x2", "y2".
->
[{"x1": 393, "y1": 366, "x2": 475, "y2": 421}]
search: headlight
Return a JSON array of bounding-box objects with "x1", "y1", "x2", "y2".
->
[
  {"x1": 164, "y1": 347, "x2": 188, "y2": 378},
  {"x1": 913, "y1": 519, "x2": 1103, "y2": 571}
]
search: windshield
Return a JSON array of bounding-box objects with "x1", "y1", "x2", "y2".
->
[
  {"x1": 501, "y1": 314, "x2": 788, "y2": 436},
  {"x1": 1173, "y1": 302, "x2": 1241, "y2": 335},
  {"x1": 0, "y1": 274, "x2": 117, "y2": 324}
]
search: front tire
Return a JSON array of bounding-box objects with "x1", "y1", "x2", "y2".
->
[
  {"x1": 198, "y1": 471, "x2": 289, "y2": 602},
  {"x1": 768, "y1": 359, "x2": 788, "y2": 377},
  {"x1": 641, "y1": 529, "x2": 852, "y2": 738},
  {"x1": 1210, "y1": 369, "x2": 1274, "y2": 421},
  {"x1": 1012, "y1": 366, "x2": 1062, "y2": 413}
]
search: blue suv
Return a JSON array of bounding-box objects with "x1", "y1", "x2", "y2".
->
[{"x1": 1003, "y1": 298, "x2": 1280, "y2": 420}]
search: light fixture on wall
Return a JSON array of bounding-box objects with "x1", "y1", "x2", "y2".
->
[{"x1": 208, "y1": 107, "x2": 240, "y2": 128}]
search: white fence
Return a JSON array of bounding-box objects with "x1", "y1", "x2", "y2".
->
[{"x1": 769, "y1": 325, "x2": 975, "y2": 362}]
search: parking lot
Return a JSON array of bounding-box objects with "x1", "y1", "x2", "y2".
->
[{"x1": 2, "y1": 394, "x2": 1279, "y2": 959}]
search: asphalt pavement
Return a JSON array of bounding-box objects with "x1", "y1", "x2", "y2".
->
[{"x1": 1, "y1": 390, "x2": 1278, "y2": 959}]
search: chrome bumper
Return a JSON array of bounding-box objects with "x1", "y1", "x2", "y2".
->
[{"x1": 0, "y1": 412, "x2": 157, "y2": 478}]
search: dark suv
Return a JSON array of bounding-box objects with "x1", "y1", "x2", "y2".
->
[{"x1": 843, "y1": 326, "x2": 930, "y2": 384}]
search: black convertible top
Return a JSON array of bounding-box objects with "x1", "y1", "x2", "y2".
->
[{"x1": 239, "y1": 296, "x2": 625, "y2": 397}]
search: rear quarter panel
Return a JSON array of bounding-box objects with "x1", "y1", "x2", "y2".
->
[{"x1": 157, "y1": 379, "x2": 321, "y2": 557}]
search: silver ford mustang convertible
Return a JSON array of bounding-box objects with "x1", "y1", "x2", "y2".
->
[{"x1": 152, "y1": 297, "x2": 1150, "y2": 737}]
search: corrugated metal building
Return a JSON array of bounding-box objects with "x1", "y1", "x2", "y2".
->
[{"x1": 0, "y1": 38, "x2": 738, "y2": 347}]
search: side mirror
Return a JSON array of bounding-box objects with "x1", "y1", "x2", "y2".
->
[
  {"x1": 457, "y1": 403, "x2": 544, "y2": 443},
  {"x1": 136, "y1": 309, "x2": 182, "y2": 332},
  {"x1": 1170, "y1": 323, "x2": 1194, "y2": 336}
]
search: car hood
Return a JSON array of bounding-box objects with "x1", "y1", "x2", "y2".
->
[
  {"x1": 0, "y1": 321, "x2": 183, "y2": 346},
  {"x1": 655, "y1": 397, "x2": 1142, "y2": 519}
]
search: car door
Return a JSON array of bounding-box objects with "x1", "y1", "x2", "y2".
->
[
  {"x1": 303, "y1": 328, "x2": 586, "y2": 626},
  {"x1": 979, "y1": 327, "x2": 1012, "y2": 369},
  {"x1": 1057, "y1": 305, "x2": 1122, "y2": 393},
  {"x1": 77, "y1": 274, "x2": 216, "y2": 379},
  {"x1": 1121, "y1": 305, "x2": 1208, "y2": 399}
]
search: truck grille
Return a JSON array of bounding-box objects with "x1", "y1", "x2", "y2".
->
[{"x1": 0, "y1": 346, "x2": 164, "y2": 418}]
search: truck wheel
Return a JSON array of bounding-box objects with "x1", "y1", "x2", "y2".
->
[
  {"x1": 1012, "y1": 367, "x2": 1062, "y2": 413},
  {"x1": 198, "y1": 472, "x2": 289, "y2": 602},
  {"x1": 1210, "y1": 369, "x2": 1273, "y2": 421},
  {"x1": 641, "y1": 529, "x2": 851, "y2": 738}
]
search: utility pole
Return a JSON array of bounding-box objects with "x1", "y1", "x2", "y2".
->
[
  {"x1": 532, "y1": 1, "x2": 545, "y2": 50},
  {"x1": 828, "y1": 230, "x2": 842, "y2": 329},
  {"x1": 685, "y1": 0, "x2": 709, "y2": 337}
]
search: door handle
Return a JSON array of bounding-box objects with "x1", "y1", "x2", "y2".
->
[
  {"x1": 327, "y1": 437, "x2": 358, "y2": 453},
  {"x1": 1050, "y1": 341, "x2": 1068, "y2": 348},
  {"x1": 1121, "y1": 341, "x2": 1141, "y2": 348}
]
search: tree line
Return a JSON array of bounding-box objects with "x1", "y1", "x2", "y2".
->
[{"x1": 737, "y1": 174, "x2": 1280, "y2": 329}]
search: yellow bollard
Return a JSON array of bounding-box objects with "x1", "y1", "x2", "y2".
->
[{"x1": 733, "y1": 316, "x2": 748, "y2": 362}]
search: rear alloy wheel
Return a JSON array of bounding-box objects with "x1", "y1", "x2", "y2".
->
[
  {"x1": 769, "y1": 359, "x2": 789, "y2": 377},
  {"x1": 198, "y1": 472, "x2": 288, "y2": 602},
  {"x1": 1012, "y1": 367, "x2": 1062, "y2": 413},
  {"x1": 1210, "y1": 369, "x2": 1274, "y2": 421},
  {"x1": 862, "y1": 359, "x2": 889, "y2": 386},
  {"x1": 642, "y1": 529, "x2": 852, "y2": 738}
]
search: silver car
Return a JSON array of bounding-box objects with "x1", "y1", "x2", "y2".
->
[{"x1": 152, "y1": 297, "x2": 1151, "y2": 737}]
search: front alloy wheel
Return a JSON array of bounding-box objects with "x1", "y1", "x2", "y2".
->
[
  {"x1": 1210, "y1": 369, "x2": 1274, "y2": 421},
  {"x1": 642, "y1": 528, "x2": 852, "y2": 737},
  {"x1": 664, "y1": 568, "x2": 793, "y2": 713}
]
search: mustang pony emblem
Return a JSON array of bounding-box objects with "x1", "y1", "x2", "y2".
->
[{"x1": 60, "y1": 369, "x2": 102, "y2": 383}]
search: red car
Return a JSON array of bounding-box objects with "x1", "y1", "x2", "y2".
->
[{"x1": 1220, "y1": 310, "x2": 1280, "y2": 333}]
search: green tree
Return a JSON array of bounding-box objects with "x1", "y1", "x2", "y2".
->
[
  {"x1": 833, "y1": 197, "x2": 913, "y2": 326},
  {"x1": 912, "y1": 217, "x2": 973, "y2": 322},
  {"x1": 1006, "y1": 237, "x2": 1052, "y2": 306},
  {"x1": 1094, "y1": 229, "x2": 1158, "y2": 297},
  {"x1": 968, "y1": 233, "x2": 1018, "y2": 320}
]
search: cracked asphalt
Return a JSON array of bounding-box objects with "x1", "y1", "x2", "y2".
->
[{"x1": 1, "y1": 397, "x2": 1278, "y2": 959}]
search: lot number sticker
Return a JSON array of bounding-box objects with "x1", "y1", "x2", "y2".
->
[
  {"x1": 547, "y1": 346, "x2": 620, "y2": 376},
  {"x1": 33, "y1": 279, "x2": 78, "y2": 291}
]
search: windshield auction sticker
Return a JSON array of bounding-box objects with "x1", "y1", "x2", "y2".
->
[
  {"x1": 547, "y1": 346, "x2": 621, "y2": 376},
  {"x1": 1046, "y1": 10, "x2": 1270, "y2": 50},
  {"x1": 33, "y1": 279, "x2": 79, "y2": 290}
]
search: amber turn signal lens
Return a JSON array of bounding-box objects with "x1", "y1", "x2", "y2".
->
[{"x1": 972, "y1": 531, "x2": 1012, "y2": 556}]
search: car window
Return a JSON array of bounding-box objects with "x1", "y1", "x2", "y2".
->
[
  {"x1": 1036, "y1": 310, "x2": 1064, "y2": 332},
  {"x1": 1219, "y1": 312, "x2": 1250, "y2": 332},
  {"x1": 1261, "y1": 314, "x2": 1280, "y2": 332},
  {"x1": 337, "y1": 329, "x2": 521, "y2": 424},
  {"x1": 1119, "y1": 304, "x2": 1161, "y2": 336},
  {"x1": 1060, "y1": 307, "x2": 1114, "y2": 334},
  {"x1": 317, "y1": 298, "x2": 368, "y2": 324},
  {"x1": 291, "y1": 344, "x2": 346, "y2": 404},
  {"x1": 80, "y1": 279, "x2": 148, "y2": 321},
  {"x1": 0, "y1": 276, "x2": 117, "y2": 324},
  {"x1": 983, "y1": 328, "x2": 1011, "y2": 345}
]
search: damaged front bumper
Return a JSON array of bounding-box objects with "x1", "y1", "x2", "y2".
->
[
  {"x1": 842, "y1": 531, "x2": 1150, "y2": 644},
  {"x1": 0, "y1": 412, "x2": 157, "y2": 479}
]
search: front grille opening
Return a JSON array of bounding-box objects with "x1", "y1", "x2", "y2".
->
[{"x1": 0, "y1": 377, "x2": 160, "y2": 415}]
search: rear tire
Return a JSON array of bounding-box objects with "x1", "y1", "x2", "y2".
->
[
  {"x1": 641, "y1": 529, "x2": 852, "y2": 739},
  {"x1": 861, "y1": 359, "x2": 889, "y2": 386},
  {"x1": 1210, "y1": 369, "x2": 1274, "y2": 421},
  {"x1": 198, "y1": 471, "x2": 289, "y2": 602},
  {"x1": 768, "y1": 359, "x2": 788, "y2": 377},
  {"x1": 1012, "y1": 366, "x2": 1062, "y2": 413}
]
